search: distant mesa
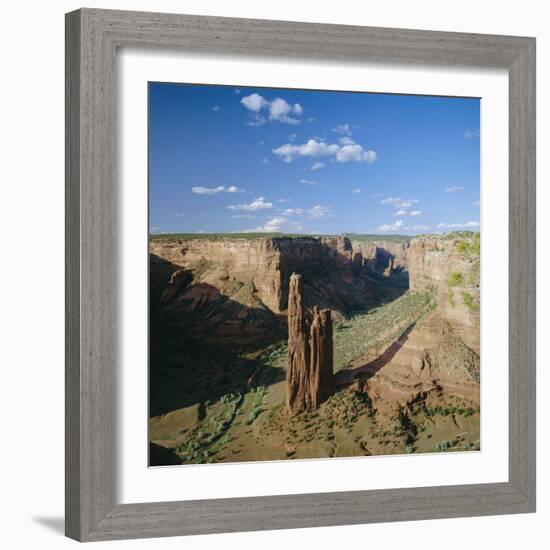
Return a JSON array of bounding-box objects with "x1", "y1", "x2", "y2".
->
[{"x1": 286, "y1": 273, "x2": 334, "y2": 414}]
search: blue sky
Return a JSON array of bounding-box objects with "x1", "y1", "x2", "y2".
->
[{"x1": 149, "y1": 82, "x2": 480, "y2": 235}]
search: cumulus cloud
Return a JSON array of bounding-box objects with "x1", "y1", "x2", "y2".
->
[
  {"x1": 241, "y1": 93, "x2": 268, "y2": 112},
  {"x1": 281, "y1": 208, "x2": 305, "y2": 216},
  {"x1": 273, "y1": 138, "x2": 376, "y2": 164},
  {"x1": 378, "y1": 219, "x2": 404, "y2": 232},
  {"x1": 277, "y1": 198, "x2": 291, "y2": 203},
  {"x1": 445, "y1": 186, "x2": 465, "y2": 193},
  {"x1": 310, "y1": 161, "x2": 325, "y2": 170},
  {"x1": 437, "y1": 221, "x2": 480, "y2": 229},
  {"x1": 192, "y1": 185, "x2": 244, "y2": 195},
  {"x1": 240, "y1": 216, "x2": 302, "y2": 234},
  {"x1": 409, "y1": 210, "x2": 422, "y2": 216},
  {"x1": 381, "y1": 197, "x2": 419, "y2": 210},
  {"x1": 405, "y1": 224, "x2": 430, "y2": 231},
  {"x1": 333, "y1": 123, "x2": 352, "y2": 136},
  {"x1": 338, "y1": 136, "x2": 355, "y2": 146},
  {"x1": 394, "y1": 209, "x2": 408, "y2": 216},
  {"x1": 308, "y1": 205, "x2": 331, "y2": 219},
  {"x1": 241, "y1": 93, "x2": 303, "y2": 125},
  {"x1": 300, "y1": 178, "x2": 317, "y2": 185},
  {"x1": 227, "y1": 197, "x2": 273, "y2": 211}
]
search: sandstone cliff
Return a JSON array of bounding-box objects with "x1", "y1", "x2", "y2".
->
[
  {"x1": 149, "y1": 236, "x2": 373, "y2": 344},
  {"x1": 406, "y1": 234, "x2": 480, "y2": 354},
  {"x1": 287, "y1": 274, "x2": 334, "y2": 414}
]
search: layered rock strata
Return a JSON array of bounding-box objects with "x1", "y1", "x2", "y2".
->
[{"x1": 287, "y1": 274, "x2": 334, "y2": 414}]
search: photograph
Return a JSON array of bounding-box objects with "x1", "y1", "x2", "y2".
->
[{"x1": 148, "y1": 82, "x2": 481, "y2": 466}]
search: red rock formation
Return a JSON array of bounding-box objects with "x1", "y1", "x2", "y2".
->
[
  {"x1": 309, "y1": 306, "x2": 334, "y2": 408},
  {"x1": 286, "y1": 273, "x2": 333, "y2": 414},
  {"x1": 287, "y1": 274, "x2": 311, "y2": 413}
]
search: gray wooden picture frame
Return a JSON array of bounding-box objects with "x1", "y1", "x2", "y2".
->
[{"x1": 65, "y1": 8, "x2": 536, "y2": 542}]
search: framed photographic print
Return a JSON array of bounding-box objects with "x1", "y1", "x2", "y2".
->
[{"x1": 65, "y1": 8, "x2": 536, "y2": 542}]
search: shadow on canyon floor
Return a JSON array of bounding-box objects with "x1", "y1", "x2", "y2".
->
[{"x1": 334, "y1": 323, "x2": 416, "y2": 388}]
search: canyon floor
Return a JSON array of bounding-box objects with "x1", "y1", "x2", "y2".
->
[{"x1": 149, "y1": 233, "x2": 480, "y2": 466}]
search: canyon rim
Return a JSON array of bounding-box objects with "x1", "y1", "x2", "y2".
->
[{"x1": 148, "y1": 82, "x2": 481, "y2": 466}]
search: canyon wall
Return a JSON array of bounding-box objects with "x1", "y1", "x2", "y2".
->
[
  {"x1": 406, "y1": 235, "x2": 480, "y2": 353},
  {"x1": 149, "y1": 233, "x2": 479, "y2": 350},
  {"x1": 150, "y1": 236, "x2": 371, "y2": 318}
]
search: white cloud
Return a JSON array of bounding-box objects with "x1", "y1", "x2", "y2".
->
[
  {"x1": 271, "y1": 204, "x2": 332, "y2": 220},
  {"x1": 261, "y1": 157, "x2": 269, "y2": 164},
  {"x1": 231, "y1": 214, "x2": 256, "y2": 219},
  {"x1": 192, "y1": 186, "x2": 225, "y2": 195},
  {"x1": 212, "y1": 105, "x2": 220, "y2": 112},
  {"x1": 310, "y1": 161, "x2": 325, "y2": 170},
  {"x1": 240, "y1": 216, "x2": 296, "y2": 233},
  {"x1": 409, "y1": 210, "x2": 422, "y2": 216},
  {"x1": 333, "y1": 123, "x2": 352, "y2": 136},
  {"x1": 381, "y1": 197, "x2": 419, "y2": 210},
  {"x1": 175, "y1": 213, "x2": 185, "y2": 217},
  {"x1": 241, "y1": 93, "x2": 302, "y2": 125},
  {"x1": 338, "y1": 136, "x2": 355, "y2": 145},
  {"x1": 281, "y1": 208, "x2": 305, "y2": 216},
  {"x1": 473, "y1": 199, "x2": 480, "y2": 207},
  {"x1": 288, "y1": 133, "x2": 297, "y2": 142},
  {"x1": 394, "y1": 209, "x2": 408, "y2": 216},
  {"x1": 192, "y1": 185, "x2": 243, "y2": 195},
  {"x1": 437, "y1": 221, "x2": 480, "y2": 229},
  {"x1": 352, "y1": 188, "x2": 361, "y2": 194},
  {"x1": 445, "y1": 186, "x2": 465, "y2": 193},
  {"x1": 307, "y1": 117, "x2": 316, "y2": 123},
  {"x1": 277, "y1": 198, "x2": 291, "y2": 203},
  {"x1": 405, "y1": 224, "x2": 430, "y2": 231},
  {"x1": 300, "y1": 178, "x2": 317, "y2": 185},
  {"x1": 378, "y1": 219, "x2": 404, "y2": 232},
  {"x1": 228, "y1": 196, "x2": 273, "y2": 211},
  {"x1": 246, "y1": 114, "x2": 267, "y2": 127},
  {"x1": 273, "y1": 138, "x2": 376, "y2": 164},
  {"x1": 241, "y1": 93, "x2": 268, "y2": 112},
  {"x1": 308, "y1": 205, "x2": 331, "y2": 219},
  {"x1": 464, "y1": 129, "x2": 480, "y2": 138},
  {"x1": 150, "y1": 226, "x2": 160, "y2": 232}
]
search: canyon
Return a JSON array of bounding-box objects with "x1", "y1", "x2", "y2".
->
[{"x1": 149, "y1": 232, "x2": 480, "y2": 464}]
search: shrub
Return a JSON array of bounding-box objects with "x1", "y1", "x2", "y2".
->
[
  {"x1": 447, "y1": 272, "x2": 463, "y2": 287},
  {"x1": 461, "y1": 291, "x2": 479, "y2": 311}
]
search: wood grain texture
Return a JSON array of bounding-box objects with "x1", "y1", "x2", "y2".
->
[{"x1": 65, "y1": 8, "x2": 536, "y2": 542}]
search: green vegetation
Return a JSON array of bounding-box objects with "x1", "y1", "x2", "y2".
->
[
  {"x1": 447, "y1": 272, "x2": 463, "y2": 287},
  {"x1": 332, "y1": 291, "x2": 436, "y2": 372},
  {"x1": 345, "y1": 233, "x2": 410, "y2": 243},
  {"x1": 461, "y1": 290, "x2": 479, "y2": 311},
  {"x1": 434, "y1": 440, "x2": 454, "y2": 452},
  {"x1": 448, "y1": 290, "x2": 456, "y2": 307},
  {"x1": 455, "y1": 233, "x2": 480, "y2": 256}
]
